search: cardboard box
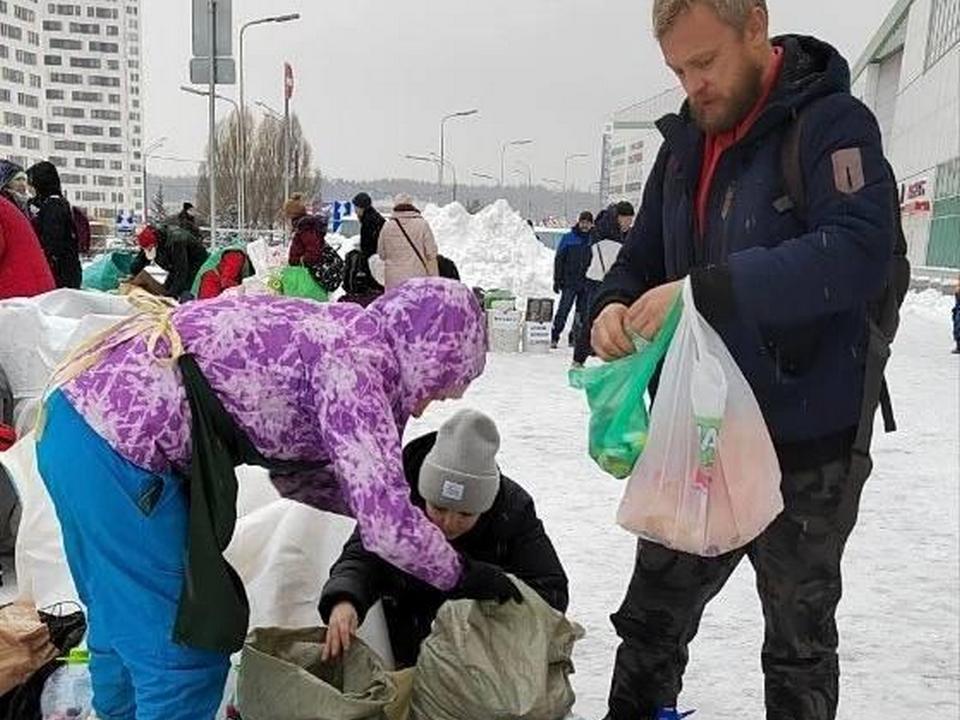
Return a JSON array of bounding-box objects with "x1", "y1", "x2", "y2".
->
[
  {"x1": 487, "y1": 309, "x2": 523, "y2": 353},
  {"x1": 522, "y1": 322, "x2": 552, "y2": 353}
]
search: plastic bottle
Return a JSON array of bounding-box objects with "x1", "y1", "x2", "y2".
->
[
  {"x1": 40, "y1": 648, "x2": 93, "y2": 720},
  {"x1": 690, "y1": 350, "x2": 728, "y2": 493}
]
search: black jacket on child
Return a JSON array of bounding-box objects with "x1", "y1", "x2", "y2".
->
[{"x1": 319, "y1": 431, "x2": 569, "y2": 669}]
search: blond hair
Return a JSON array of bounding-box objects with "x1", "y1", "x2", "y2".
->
[{"x1": 652, "y1": 0, "x2": 767, "y2": 39}]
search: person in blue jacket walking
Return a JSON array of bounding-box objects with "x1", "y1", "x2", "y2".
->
[
  {"x1": 589, "y1": 1, "x2": 898, "y2": 718},
  {"x1": 551, "y1": 211, "x2": 594, "y2": 349}
]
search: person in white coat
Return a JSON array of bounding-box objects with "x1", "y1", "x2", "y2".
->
[{"x1": 573, "y1": 201, "x2": 635, "y2": 366}]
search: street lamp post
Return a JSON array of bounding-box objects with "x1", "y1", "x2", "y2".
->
[
  {"x1": 239, "y1": 13, "x2": 300, "y2": 230},
  {"x1": 563, "y1": 153, "x2": 589, "y2": 223},
  {"x1": 514, "y1": 161, "x2": 533, "y2": 219},
  {"x1": 429, "y1": 152, "x2": 458, "y2": 202},
  {"x1": 181, "y1": 86, "x2": 243, "y2": 232},
  {"x1": 142, "y1": 137, "x2": 167, "y2": 224},
  {"x1": 439, "y1": 109, "x2": 478, "y2": 199},
  {"x1": 500, "y1": 139, "x2": 533, "y2": 187}
]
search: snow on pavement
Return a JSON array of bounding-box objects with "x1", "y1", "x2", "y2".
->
[{"x1": 407, "y1": 292, "x2": 959, "y2": 719}]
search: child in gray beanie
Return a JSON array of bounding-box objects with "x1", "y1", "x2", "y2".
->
[
  {"x1": 320, "y1": 409, "x2": 569, "y2": 668},
  {"x1": 418, "y1": 409, "x2": 502, "y2": 518}
]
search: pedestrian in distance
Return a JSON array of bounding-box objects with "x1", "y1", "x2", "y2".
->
[{"x1": 551, "y1": 210, "x2": 594, "y2": 350}]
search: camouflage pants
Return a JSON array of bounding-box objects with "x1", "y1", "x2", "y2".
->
[{"x1": 606, "y1": 455, "x2": 870, "y2": 720}]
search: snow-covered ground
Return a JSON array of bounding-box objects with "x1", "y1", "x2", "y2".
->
[{"x1": 407, "y1": 290, "x2": 960, "y2": 719}]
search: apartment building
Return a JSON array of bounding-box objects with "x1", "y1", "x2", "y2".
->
[{"x1": 0, "y1": 0, "x2": 143, "y2": 221}]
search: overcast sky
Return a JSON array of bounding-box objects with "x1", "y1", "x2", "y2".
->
[{"x1": 142, "y1": 0, "x2": 897, "y2": 189}]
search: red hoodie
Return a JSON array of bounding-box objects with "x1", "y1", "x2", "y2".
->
[
  {"x1": 0, "y1": 195, "x2": 55, "y2": 299},
  {"x1": 696, "y1": 47, "x2": 785, "y2": 235}
]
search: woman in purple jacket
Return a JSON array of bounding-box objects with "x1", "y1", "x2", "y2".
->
[{"x1": 36, "y1": 278, "x2": 514, "y2": 720}]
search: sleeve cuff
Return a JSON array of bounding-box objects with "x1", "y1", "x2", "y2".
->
[
  {"x1": 317, "y1": 589, "x2": 368, "y2": 625},
  {"x1": 689, "y1": 265, "x2": 736, "y2": 327}
]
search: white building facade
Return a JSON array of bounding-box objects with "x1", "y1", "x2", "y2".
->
[
  {"x1": 853, "y1": 0, "x2": 960, "y2": 269},
  {"x1": 600, "y1": 87, "x2": 685, "y2": 211},
  {"x1": 0, "y1": 0, "x2": 142, "y2": 222}
]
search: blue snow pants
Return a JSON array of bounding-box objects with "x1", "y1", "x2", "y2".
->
[{"x1": 36, "y1": 390, "x2": 229, "y2": 720}]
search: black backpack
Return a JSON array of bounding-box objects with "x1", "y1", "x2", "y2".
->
[
  {"x1": 781, "y1": 108, "x2": 911, "y2": 467},
  {"x1": 306, "y1": 245, "x2": 346, "y2": 293},
  {"x1": 342, "y1": 249, "x2": 382, "y2": 296}
]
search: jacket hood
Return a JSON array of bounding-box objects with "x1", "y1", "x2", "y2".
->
[
  {"x1": 658, "y1": 35, "x2": 851, "y2": 152},
  {"x1": 295, "y1": 214, "x2": 328, "y2": 235},
  {"x1": 367, "y1": 278, "x2": 487, "y2": 417},
  {"x1": 766, "y1": 35, "x2": 850, "y2": 116},
  {"x1": 0, "y1": 160, "x2": 25, "y2": 189},
  {"x1": 26, "y1": 161, "x2": 63, "y2": 198}
]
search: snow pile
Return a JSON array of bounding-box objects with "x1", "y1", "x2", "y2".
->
[
  {"x1": 423, "y1": 200, "x2": 556, "y2": 297},
  {"x1": 901, "y1": 288, "x2": 955, "y2": 327}
]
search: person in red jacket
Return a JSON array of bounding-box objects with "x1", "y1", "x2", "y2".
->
[
  {"x1": 284, "y1": 193, "x2": 327, "y2": 267},
  {"x1": 0, "y1": 194, "x2": 56, "y2": 300}
]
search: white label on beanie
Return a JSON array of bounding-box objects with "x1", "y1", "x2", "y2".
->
[{"x1": 441, "y1": 480, "x2": 465, "y2": 502}]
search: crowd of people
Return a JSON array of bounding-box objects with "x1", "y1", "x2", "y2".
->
[{"x1": 0, "y1": 0, "x2": 941, "y2": 718}]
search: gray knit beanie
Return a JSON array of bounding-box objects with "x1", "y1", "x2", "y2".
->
[{"x1": 418, "y1": 410, "x2": 501, "y2": 514}]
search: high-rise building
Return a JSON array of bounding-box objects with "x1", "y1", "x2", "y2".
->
[
  {"x1": 0, "y1": 1, "x2": 45, "y2": 169},
  {"x1": 0, "y1": 0, "x2": 142, "y2": 222}
]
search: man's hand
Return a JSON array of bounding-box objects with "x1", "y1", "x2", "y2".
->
[
  {"x1": 625, "y1": 280, "x2": 682, "y2": 341},
  {"x1": 321, "y1": 601, "x2": 358, "y2": 662},
  {"x1": 591, "y1": 303, "x2": 633, "y2": 361},
  {"x1": 554, "y1": 283, "x2": 563, "y2": 295}
]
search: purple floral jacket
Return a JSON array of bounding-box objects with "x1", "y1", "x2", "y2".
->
[{"x1": 62, "y1": 278, "x2": 487, "y2": 590}]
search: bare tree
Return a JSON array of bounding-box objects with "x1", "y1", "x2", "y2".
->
[{"x1": 196, "y1": 109, "x2": 320, "y2": 228}]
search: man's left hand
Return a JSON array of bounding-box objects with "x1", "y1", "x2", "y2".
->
[{"x1": 625, "y1": 280, "x2": 682, "y2": 340}]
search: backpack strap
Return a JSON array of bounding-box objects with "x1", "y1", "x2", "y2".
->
[
  {"x1": 393, "y1": 217, "x2": 429, "y2": 272},
  {"x1": 780, "y1": 106, "x2": 900, "y2": 457},
  {"x1": 780, "y1": 108, "x2": 808, "y2": 222}
]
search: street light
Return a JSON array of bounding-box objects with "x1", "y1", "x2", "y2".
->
[
  {"x1": 473, "y1": 172, "x2": 497, "y2": 183},
  {"x1": 239, "y1": 13, "x2": 301, "y2": 229},
  {"x1": 255, "y1": 100, "x2": 282, "y2": 120},
  {"x1": 563, "y1": 153, "x2": 589, "y2": 223},
  {"x1": 428, "y1": 152, "x2": 459, "y2": 202},
  {"x1": 439, "y1": 109, "x2": 478, "y2": 196},
  {"x1": 513, "y1": 163, "x2": 533, "y2": 219},
  {"x1": 142, "y1": 136, "x2": 166, "y2": 224},
  {"x1": 500, "y1": 139, "x2": 533, "y2": 187},
  {"x1": 405, "y1": 154, "x2": 448, "y2": 204},
  {"x1": 180, "y1": 86, "x2": 243, "y2": 232}
]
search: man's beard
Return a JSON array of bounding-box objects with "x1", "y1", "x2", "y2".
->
[{"x1": 691, "y1": 60, "x2": 765, "y2": 134}]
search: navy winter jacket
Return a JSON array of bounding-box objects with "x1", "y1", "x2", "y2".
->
[
  {"x1": 554, "y1": 226, "x2": 592, "y2": 291},
  {"x1": 594, "y1": 35, "x2": 896, "y2": 451}
]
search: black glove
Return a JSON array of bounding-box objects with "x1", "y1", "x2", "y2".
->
[
  {"x1": 554, "y1": 283, "x2": 562, "y2": 295},
  {"x1": 449, "y1": 558, "x2": 523, "y2": 605}
]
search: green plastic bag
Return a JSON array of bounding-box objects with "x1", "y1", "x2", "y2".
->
[
  {"x1": 81, "y1": 250, "x2": 140, "y2": 292},
  {"x1": 569, "y1": 297, "x2": 682, "y2": 478},
  {"x1": 280, "y1": 265, "x2": 328, "y2": 303}
]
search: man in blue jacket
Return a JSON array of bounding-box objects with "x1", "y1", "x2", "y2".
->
[
  {"x1": 551, "y1": 210, "x2": 594, "y2": 349},
  {"x1": 590, "y1": 2, "x2": 897, "y2": 719}
]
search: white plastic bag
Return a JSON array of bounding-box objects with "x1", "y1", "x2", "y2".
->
[{"x1": 617, "y1": 279, "x2": 784, "y2": 556}]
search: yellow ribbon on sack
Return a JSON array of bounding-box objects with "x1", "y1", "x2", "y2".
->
[{"x1": 36, "y1": 290, "x2": 185, "y2": 437}]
